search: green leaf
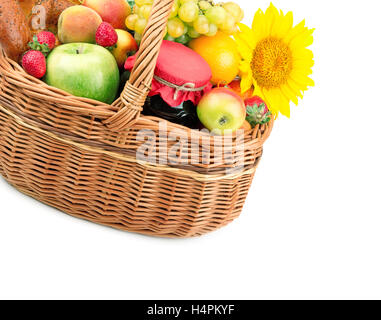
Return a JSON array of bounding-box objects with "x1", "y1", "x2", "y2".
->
[{"x1": 127, "y1": 0, "x2": 135, "y2": 10}]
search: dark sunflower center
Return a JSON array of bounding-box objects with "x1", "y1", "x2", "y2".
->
[{"x1": 251, "y1": 37, "x2": 293, "y2": 89}]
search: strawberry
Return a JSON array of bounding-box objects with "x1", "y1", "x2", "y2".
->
[
  {"x1": 96, "y1": 22, "x2": 118, "y2": 48},
  {"x1": 36, "y1": 31, "x2": 56, "y2": 50},
  {"x1": 28, "y1": 32, "x2": 56, "y2": 56},
  {"x1": 245, "y1": 96, "x2": 271, "y2": 126},
  {"x1": 22, "y1": 50, "x2": 46, "y2": 79}
]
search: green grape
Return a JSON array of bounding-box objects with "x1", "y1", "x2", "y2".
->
[
  {"x1": 135, "y1": 0, "x2": 153, "y2": 6},
  {"x1": 206, "y1": 23, "x2": 218, "y2": 36},
  {"x1": 180, "y1": 0, "x2": 197, "y2": 4},
  {"x1": 199, "y1": 1, "x2": 212, "y2": 11},
  {"x1": 222, "y1": 2, "x2": 243, "y2": 23},
  {"x1": 188, "y1": 27, "x2": 200, "y2": 38},
  {"x1": 193, "y1": 15, "x2": 210, "y2": 34},
  {"x1": 169, "y1": 0, "x2": 179, "y2": 19},
  {"x1": 205, "y1": 6, "x2": 227, "y2": 25},
  {"x1": 183, "y1": 24, "x2": 189, "y2": 35},
  {"x1": 178, "y1": 2, "x2": 199, "y2": 23},
  {"x1": 167, "y1": 17, "x2": 185, "y2": 38},
  {"x1": 219, "y1": 13, "x2": 236, "y2": 34},
  {"x1": 135, "y1": 0, "x2": 146, "y2": 6},
  {"x1": 135, "y1": 18, "x2": 148, "y2": 35},
  {"x1": 139, "y1": 5, "x2": 152, "y2": 20},
  {"x1": 164, "y1": 34, "x2": 176, "y2": 41},
  {"x1": 135, "y1": 32, "x2": 142, "y2": 43},
  {"x1": 175, "y1": 34, "x2": 191, "y2": 45},
  {"x1": 132, "y1": 5, "x2": 139, "y2": 14},
  {"x1": 125, "y1": 14, "x2": 139, "y2": 30}
]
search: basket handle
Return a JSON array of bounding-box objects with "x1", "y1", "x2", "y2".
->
[{"x1": 103, "y1": 0, "x2": 174, "y2": 131}]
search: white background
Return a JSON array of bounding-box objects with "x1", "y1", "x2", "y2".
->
[{"x1": 1, "y1": 0, "x2": 381, "y2": 300}]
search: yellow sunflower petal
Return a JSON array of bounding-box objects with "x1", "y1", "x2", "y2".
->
[
  {"x1": 262, "y1": 88, "x2": 280, "y2": 116},
  {"x1": 271, "y1": 10, "x2": 293, "y2": 38},
  {"x1": 281, "y1": 83, "x2": 299, "y2": 106},
  {"x1": 287, "y1": 78, "x2": 304, "y2": 99},
  {"x1": 251, "y1": 9, "x2": 265, "y2": 35},
  {"x1": 239, "y1": 60, "x2": 251, "y2": 73},
  {"x1": 264, "y1": 3, "x2": 279, "y2": 35},
  {"x1": 278, "y1": 94, "x2": 291, "y2": 118},
  {"x1": 236, "y1": 38, "x2": 253, "y2": 61},
  {"x1": 237, "y1": 23, "x2": 256, "y2": 48},
  {"x1": 284, "y1": 19, "x2": 307, "y2": 44},
  {"x1": 289, "y1": 28, "x2": 315, "y2": 51},
  {"x1": 240, "y1": 71, "x2": 254, "y2": 93},
  {"x1": 253, "y1": 85, "x2": 263, "y2": 99},
  {"x1": 290, "y1": 72, "x2": 315, "y2": 89}
]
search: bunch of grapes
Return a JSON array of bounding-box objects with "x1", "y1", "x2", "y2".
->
[{"x1": 125, "y1": 0, "x2": 244, "y2": 44}]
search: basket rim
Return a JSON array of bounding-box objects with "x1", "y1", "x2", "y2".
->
[{"x1": 0, "y1": 51, "x2": 274, "y2": 144}]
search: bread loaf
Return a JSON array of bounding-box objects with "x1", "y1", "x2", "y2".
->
[
  {"x1": 0, "y1": 0, "x2": 32, "y2": 61},
  {"x1": 34, "y1": 0, "x2": 73, "y2": 26}
]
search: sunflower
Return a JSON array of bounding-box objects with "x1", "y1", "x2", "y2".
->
[{"x1": 235, "y1": 3, "x2": 315, "y2": 117}]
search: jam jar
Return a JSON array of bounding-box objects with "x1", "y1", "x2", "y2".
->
[
  {"x1": 125, "y1": 40, "x2": 213, "y2": 128},
  {"x1": 142, "y1": 95, "x2": 200, "y2": 129}
]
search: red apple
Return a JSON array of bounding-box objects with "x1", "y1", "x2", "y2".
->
[
  {"x1": 83, "y1": 0, "x2": 131, "y2": 29},
  {"x1": 197, "y1": 87, "x2": 246, "y2": 135}
]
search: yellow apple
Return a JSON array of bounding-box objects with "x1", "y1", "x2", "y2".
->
[{"x1": 111, "y1": 29, "x2": 138, "y2": 68}]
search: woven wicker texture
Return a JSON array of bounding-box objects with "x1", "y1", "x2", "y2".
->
[{"x1": 0, "y1": 0, "x2": 273, "y2": 237}]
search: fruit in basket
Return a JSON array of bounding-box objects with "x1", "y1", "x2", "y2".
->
[
  {"x1": 45, "y1": 43, "x2": 119, "y2": 104},
  {"x1": 167, "y1": 18, "x2": 186, "y2": 38},
  {"x1": 127, "y1": 0, "x2": 244, "y2": 44},
  {"x1": 95, "y1": 22, "x2": 118, "y2": 48},
  {"x1": 125, "y1": 13, "x2": 139, "y2": 31},
  {"x1": 111, "y1": 29, "x2": 138, "y2": 67},
  {"x1": 197, "y1": 87, "x2": 246, "y2": 134},
  {"x1": 189, "y1": 32, "x2": 240, "y2": 85},
  {"x1": 22, "y1": 50, "x2": 46, "y2": 79},
  {"x1": 222, "y1": 2, "x2": 244, "y2": 23},
  {"x1": 35, "y1": 31, "x2": 57, "y2": 50},
  {"x1": 245, "y1": 96, "x2": 271, "y2": 126},
  {"x1": 28, "y1": 32, "x2": 56, "y2": 57},
  {"x1": 240, "y1": 120, "x2": 252, "y2": 131},
  {"x1": 178, "y1": 1, "x2": 199, "y2": 23},
  {"x1": 58, "y1": 5, "x2": 102, "y2": 44},
  {"x1": 205, "y1": 6, "x2": 226, "y2": 25},
  {"x1": 83, "y1": 0, "x2": 131, "y2": 29},
  {"x1": 227, "y1": 79, "x2": 254, "y2": 100}
]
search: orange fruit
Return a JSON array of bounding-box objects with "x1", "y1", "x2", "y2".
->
[{"x1": 189, "y1": 32, "x2": 240, "y2": 86}]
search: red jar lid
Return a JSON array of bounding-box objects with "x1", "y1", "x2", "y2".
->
[{"x1": 125, "y1": 40, "x2": 213, "y2": 107}]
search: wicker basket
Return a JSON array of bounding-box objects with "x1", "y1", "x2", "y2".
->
[{"x1": 0, "y1": 0, "x2": 273, "y2": 238}]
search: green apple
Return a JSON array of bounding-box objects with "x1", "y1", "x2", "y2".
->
[
  {"x1": 197, "y1": 87, "x2": 246, "y2": 134},
  {"x1": 45, "y1": 43, "x2": 120, "y2": 104}
]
